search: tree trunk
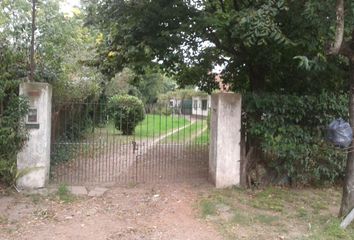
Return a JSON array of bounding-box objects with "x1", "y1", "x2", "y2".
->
[
  {"x1": 29, "y1": 0, "x2": 36, "y2": 82},
  {"x1": 340, "y1": 59, "x2": 354, "y2": 217},
  {"x1": 249, "y1": 64, "x2": 266, "y2": 92},
  {"x1": 240, "y1": 127, "x2": 248, "y2": 187}
]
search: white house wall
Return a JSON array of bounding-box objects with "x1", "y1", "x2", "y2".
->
[{"x1": 192, "y1": 96, "x2": 210, "y2": 117}]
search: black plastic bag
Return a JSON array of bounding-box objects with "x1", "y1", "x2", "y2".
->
[{"x1": 327, "y1": 118, "x2": 353, "y2": 148}]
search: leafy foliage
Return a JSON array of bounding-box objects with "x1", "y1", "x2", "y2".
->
[
  {"x1": 244, "y1": 92, "x2": 348, "y2": 184},
  {"x1": 1, "y1": 0, "x2": 104, "y2": 103},
  {"x1": 0, "y1": 95, "x2": 28, "y2": 185},
  {"x1": 105, "y1": 67, "x2": 176, "y2": 105},
  {"x1": 85, "y1": 0, "x2": 349, "y2": 94},
  {"x1": 0, "y1": 35, "x2": 29, "y2": 185},
  {"x1": 108, "y1": 95, "x2": 145, "y2": 135},
  {"x1": 105, "y1": 68, "x2": 140, "y2": 98}
]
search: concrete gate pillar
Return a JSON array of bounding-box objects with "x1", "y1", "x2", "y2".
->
[
  {"x1": 209, "y1": 93, "x2": 242, "y2": 188},
  {"x1": 17, "y1": 82, "x2": 52, "y2": 189}
]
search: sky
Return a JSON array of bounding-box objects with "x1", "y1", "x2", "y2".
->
[{"x1": 59, "y1": 0, "x2": 81, "y2": 15}]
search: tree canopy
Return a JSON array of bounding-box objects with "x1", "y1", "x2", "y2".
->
[
  {"x1": 85, "y1": 0, "x2": 350, "y2": 94},
  {"x1": 0, "y1": 0, "x2": 103, "y2": 103}
]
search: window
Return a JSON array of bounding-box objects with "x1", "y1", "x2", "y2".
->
[
  {"x1": 201, "y1": 99, "x2": 208, "y2": 110},
  {"x1": 193, "y1": 100, "x2": 198, "y2": 110}
]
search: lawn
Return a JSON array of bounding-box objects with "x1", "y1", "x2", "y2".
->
[
  {"x1": 198, "y1": 187, "x2": 354, "y2": 240},
  {"x1": 193, "y1": 128, "x2": 209, "y2": 144},
  {"x1": 134, "y1": 114, "x2": 189, "y2": 138},
  {"x1": 162, "y1": 120, "x2": 208, "y2": 143},
  {"x1": 52, "y1": 114, "x2": 196, "y2": 164},
  {"x1": 90, "y1": 114, "x2": 190, "y2": 139},
  {"x1": 90, "y1": 114, "x2": 209, "y2": 144}
]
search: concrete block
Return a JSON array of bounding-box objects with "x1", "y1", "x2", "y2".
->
[
  {"x1": 17, "y1": 83, "x2": 52, "y2": 189},
  {"x1": 209, "y1": 93, "x2": 242, "y2": 188},
  {"x1": 68, "y1": 186, "x2": 88, "y2": 196},
  {"x1": 88, "y1": 187, "x2": 108, "y2": 197}
]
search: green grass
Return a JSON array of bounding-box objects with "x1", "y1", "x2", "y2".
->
[
  {"x1": 94, "y1": 114, "x2": 189, "y2": 139},
  {"x1": 53, "y1": 114, "x2": 201, "y2": 167},
  {"x1": 251, "y1": 187, "x2": 289, "y2": 212},
  {"x1": 135, "y1": 114, "x2": 189, "y2": 138},
  {"x1": 163, "y1": 121, "x2": 208, "y2": 143},
  {"x1": 304, "y1": 219, "x2": 353, "y2": 240},
  {"x1": 57, "y1": 184, "x2": 75, "y2": 203},
  {"x1": 197, "y1": 187, "x2": 354, "y2": 240},
  {"x1": 200, "y1": 198, "x2": 217, "y2": 217},
  {"x1": 193, "y1": 128, "x2": 209, "y2": 144}
]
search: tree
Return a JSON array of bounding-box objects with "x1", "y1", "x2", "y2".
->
[
  {"x1": 105, "y1": 68, "x2": 140, "y2": 98},
  {"x1": 86, "y1": 0, "x2": 348, "y2": 94},
  {"x1": 86, "y1": 0, "x2": 354, "y2": 217},
  {"x1": 136, "y1": 70, "x2": 176, "y2": 105},
  {"x1": 326, "y1": 0, "x2": 354, "y2": 217},
  {"x1": 29, "y1": 0, "x2": 36, "y2": 81}
]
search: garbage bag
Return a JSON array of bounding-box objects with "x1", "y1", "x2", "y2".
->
[{"x1": 327, "y1": 118, "x2": 353, "y2": 148}]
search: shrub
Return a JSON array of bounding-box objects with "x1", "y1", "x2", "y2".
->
[
  {"x1": 0, "y1": 93, "x2": 29, "y2": 185},
  {"x1": 108, "y1": 94, "x2": 145, "y2": 135},
  {"x1": 244, "y1": 92, "x2": 348, "y2": 185}
]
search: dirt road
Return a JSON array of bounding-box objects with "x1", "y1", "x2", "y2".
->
[{"x1": 0, "y1": 181, "x2": 222, "y2": 240}]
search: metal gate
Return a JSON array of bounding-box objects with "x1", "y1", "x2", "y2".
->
[{"x1": 50, "y1": 100, "x2": 209, "y2": 185}]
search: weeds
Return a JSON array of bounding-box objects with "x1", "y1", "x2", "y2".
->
[
  {"x1": 57, "y1": 184, "x2": 75, "y2": 203},
  {"x1": 198, "y1": 187, "x2": 354, "y2": 239},
  {"x1": 199, "y1": 199, "x2": 216, "y2": 217}
]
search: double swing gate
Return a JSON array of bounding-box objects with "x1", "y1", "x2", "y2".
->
[{"x1": 50, "y1": 100, "x2": 210, "y2": 185}]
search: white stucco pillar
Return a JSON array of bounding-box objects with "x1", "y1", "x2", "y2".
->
[
  {"x1": 209, "y1": 93, "x2": 242, "y2": 188},
  {"x1": 17, "y1": 82, "x2": 52, "y2": 189}
]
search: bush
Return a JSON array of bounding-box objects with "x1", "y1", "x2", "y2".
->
[
  {"x1": 108, "y1": 94, "x2": 145, "y2": 135},
  {"x1": 244, "y1": 92, "x2": 348, "y2": 185},
  {"x1": 0, "y1": 93, "x2": 29, "y2": 185}
]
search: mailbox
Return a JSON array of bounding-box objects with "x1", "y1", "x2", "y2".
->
[
  {"x1": 27, "y1": 108, "x2": 38, "y2": 123},
  {"x1": 26, "y1": 107, "x2": 40, "y2": 129}
]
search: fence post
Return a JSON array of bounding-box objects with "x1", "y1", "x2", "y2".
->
[
  {"x1": 209, "y1": 93, "x2": 242, "y2": 188},
  {"x1": 17, "y1": 82, "x2": 52, "y2": 189}
]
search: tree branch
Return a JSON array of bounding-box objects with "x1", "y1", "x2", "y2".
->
[
  {"x1": 219, "y1": 0, "x2": 225, "y2": 12},
  {"x1": 205, "y1": 27, "x2": 238, "y2": 56},
  {"x1": 328, "y1": 0, "x2": 345, "y2": 55}
]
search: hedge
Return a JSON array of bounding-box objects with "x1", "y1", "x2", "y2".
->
[{"x1": 244, "y1": 92, "x2": 348, "y2": 185}]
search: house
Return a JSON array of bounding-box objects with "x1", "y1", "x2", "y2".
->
[
  {"x1": 159, "y1": 90, "x2": 210, "y2": 117},
  {"x1": 159, "y1": 72, "x2": 231, "y2": 117},
  {"x1": 192, "y1": 95, "x2": 210, "y2": 117}
]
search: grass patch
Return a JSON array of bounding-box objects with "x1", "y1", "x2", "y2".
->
[
  {"x1": 193, "y1": 128, "x2": 209, "y2": 144},
  {"x1": 251, "y1": 187, "x2": 288, "y2": 212},
  {"x1": 255, "y1": 214, "x2": 280, "y2": 225},
  {"x1": 200, "y1": 199, "x2": 217, "y2": 217},
  {"x1": 304, "y1": 219, "x2": 354, "y2": 240},
  {"x1": 232, "y1": 210, "x2": 252, "y2": 225},
  {"x1": 163, "y1": 120, "x2": 207, "y2": 143},
  {"x1": 135, "y1": 114, "x2": 189, "y2": 138},
  {"x1": 197, "y1": 187, "x2": 354, "y2": 239},
  {"x1": 96, "y1": 114, "x2": 189, "y2": 139},
  {"x1": 57, "y1": 184, "x2": 75, "y2": 203}
]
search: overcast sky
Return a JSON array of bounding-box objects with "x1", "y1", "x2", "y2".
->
[{"x1": 60, "y1": 0, "x2": 81, "y2": 15}]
